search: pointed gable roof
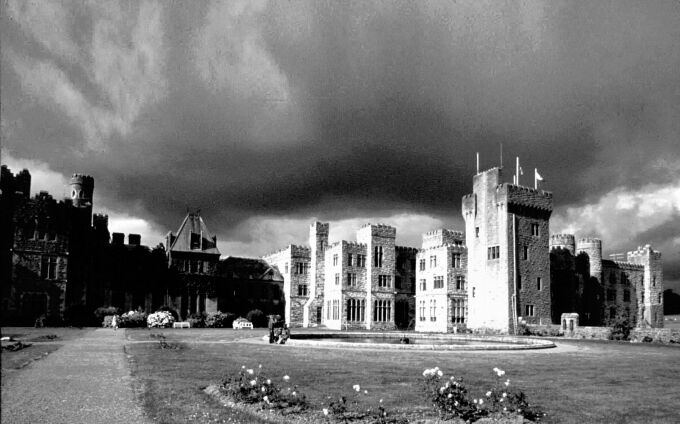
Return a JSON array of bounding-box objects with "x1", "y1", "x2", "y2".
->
[{"x1": 168, "y1": 211, "x2": 220, "y2": 255}]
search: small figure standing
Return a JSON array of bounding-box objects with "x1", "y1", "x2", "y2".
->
[{"x1": 112, "y1": 314, "x2": 118, "y2": 331}]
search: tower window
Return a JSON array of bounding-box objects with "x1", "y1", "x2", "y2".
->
[
  {"x1": 456, "y1": 275, "x2": 465, "y2": 290},
  {"x1": 523, "y1": 245, "x2": 528, "y2": 260},
  {"x1": 297, "y1": 284, "x2": 308, "y2": 296},
  {"x1": 623, "y1": 289, "x2": 630, "y2": 302},
  {"x1": 419, "y1": 259, "x2": 426, "y2": 271},
  {"x1": 525, "y1": 304, "x2": 535, "y2": 317},
  {"x1": 430, "y1": 255, "x2": 437, "y2": 268},
  {"x1": 475, "y1": 227, "x2": 480, "y2": 238},
  {"x1": 190, "y1": 232, "x2": 201, "y2": 250},
  {"x1": 333, "y1": 254, "x2": 338, "y2": 266},
  {"x1": 537, "y1": 277, "x2": 542, "y2": 291},
  {"x1": 452, "y1": 253, "x2": 461, "y2": 268},
  {"x1": 40, "y1": 256, "x2": 58, "y2": 280},
  {"x1": 335, "y1": 273, "x2": 340, "y2": 285},
  {"x1": 487, "y1": 246, "x2": 500, "y2": 260},
  {"x1": 517, "y1": 275, "x2": 522, "y2": 290},
  {"x1": 531, "y1": 224, "x2": 540, "y2": 237},
  {"x1": 347, "y1": 254, "x2": 353, "y2": 266},
  {"x1": 374, "y1": 246, "x2": 384, "y2": 267}
]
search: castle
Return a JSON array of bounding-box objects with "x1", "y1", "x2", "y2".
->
[
  {"x1": 261, "y1": 166, "x2": 664, "y2": 332},
  {"x1": 1, "y1": 164, "x2": 664, "y2": 331}
]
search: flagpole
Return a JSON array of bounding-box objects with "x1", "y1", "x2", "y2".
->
[
  {"x1": 516, "y1": 157, "x2": 519, "y2": 186},
  {"x1": 476, "y1": 152, "x2": 479, "y2": 174},
  {"x1": 534, "y1": 168, "x2": 538, "y2": 189},
  {"x1": 500, "y1": 143, "x2": 503, "y2": 169}
]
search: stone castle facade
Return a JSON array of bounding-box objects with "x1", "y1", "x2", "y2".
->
[
  {"x1": 1, "y1": 164, "x2": 664, "y2": 331},
  {"x1": 263, "y1": 222, "x2": 417, "y2": 330}
]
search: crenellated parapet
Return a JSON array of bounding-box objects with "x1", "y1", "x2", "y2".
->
[{"x1": 550, "y1": 234, "x2": 576, "y2": 254}]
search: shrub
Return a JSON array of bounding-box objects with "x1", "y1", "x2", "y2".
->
[
  {"x1": 187, "y1": 313, "x2": 206, "y2": 328},
  {"x1": 422, "y1": 367, "x2": 544, "y2": 422},
  {"x1": 221, "y1": 365, "x2": 308, "y2": 413},
  {"x1": 609, "y1": 315, "x2": 634, "y2": 341},
  {"x1": 157, "y1": 305, "x2": 180, "y2": 321},
  {"x1": 246, "y1": 309, "x2": 267, "y2": 328},
  {"x1": 323, "y1": 384, "x2": 393, "y2": 423},
  {"x1": 147, "y1": 311, "x2": 175, "y2": 328},
  {"x1": 94, "y1": 306, "x2": 121, "y2": 321},
  {"x1": 102, "y1": 315, "x2": 116, "y2": 328},
  {"x1": 118, "y1": 310, "x2": 148, "y2": 328},
  {"x1": 205, "y1": 311, "x2": 236, "y2": 328}
]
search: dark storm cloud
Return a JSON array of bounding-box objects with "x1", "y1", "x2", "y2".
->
[{"x1": 2, "y1": 1, "x2": 679, "y2": 255}]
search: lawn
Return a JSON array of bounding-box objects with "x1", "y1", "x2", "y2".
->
[
  {"x1": 125, "y1": 328, "x2": 680, "y2": 424},
  {"x1": 1, "y1": 327, "x2": 93, "y2": 387}
]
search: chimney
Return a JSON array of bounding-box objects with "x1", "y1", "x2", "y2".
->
[
  {"x1": 112, "y1": 232, "x2": 124, "y2": 245},
  {"x1": 128, "y1": 234, "x2": 141, "y2": 246}
]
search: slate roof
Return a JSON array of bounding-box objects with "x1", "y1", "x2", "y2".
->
[
  {"x1": 168, "y1": 212, "x2": 220, "y2": 255},
  {"x1": 219, "y1": 257, "x2": 284, "y2": 282}
]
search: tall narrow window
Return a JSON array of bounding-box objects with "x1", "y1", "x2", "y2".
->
[
  {"x1": 452, "y1": 253, "x2": 461, "y2": 268},
  {"x1": 347, "y1": 254, "x2": 353, "y2": 266},
  {"x1": 525, "y1": 304, "x2": 535, "y2": 317},
  {"x1": 419, "y1": 259, "x2": 426, "y2": 271},
  {"x1": 430, "y1": 255, "x2": 437, "y2": 268},
  {"x1": 434, "y1": 276, "x2": 444, "y2": 289},
  {"x1": 419, "y1": 279, "x2": 426, "y2": 291},
  {"x1": 41, "y1": 256, "x2": 58, "y2": 280},
  {"x1": 475, "y1": 227, "x2": 480, "y2": 238},
  {"x1": 335, "y1": 273, "x2": 340, "y2": 285},
  {"x1": 419, "y1": 301, "x2": 426, "y2": 321},
  {"x1": 284, "y1": 263, "x2": 289, "y2": 273},
  {"x1": 523, "y1": 246, "x2": 528, "y2": 260},
  {"x1": 455, "y1": 275, "x2": 465, "y2": 290},
  {"x1": 430, "y1": 299, "x2": 437, "y2": 321},
  {"x1": 333, "y1": 254, "x2": 338, "y2": 266},
  {"x1": 537, "y1": 277, "x2": 542, "y2": 291},
  {"x1": 531, "y1": 224, "x2": 540, "y2": 237}
]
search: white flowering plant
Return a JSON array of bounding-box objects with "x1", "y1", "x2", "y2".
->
[
  {"x1": 221, "y1": 365, "x2": 308, "y2": 413},
  {"x1": 147, "y1": 311, "x2": 175, "y2": 328},
  {"x1": 477, "y1": 368, "x2": 544, "y2": 421},
  {"x1": 421, "y1": 367, "x2": 481, "y2": 422},
  {"x1": 421, "y1": 366, "x2": 544, "y2": 422},
  {"x1": 323, "y1": 384, "x2": 397, "y2": 423}
]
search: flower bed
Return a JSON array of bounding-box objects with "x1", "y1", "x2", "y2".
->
[
  {"x1": 147, "y1": 311, "x2": 175, "y2": 328},
  {"x1": 207, "y1": 364, "x2": 543, "y2": 423}
]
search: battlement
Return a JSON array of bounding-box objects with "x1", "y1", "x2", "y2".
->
[
  {"x1": 357, "y1": 223, "x2": 397, "y2": 238},
  {"x1": 550, "y1": 234, "x2": 576, "y2": 253},
  {"x1": 577, "y1": 237, "x2": 602, "y2": 246},
  {"x1": 310, "y1": 221, "x2": 329, "y2": 234},
  {"x1": 421, "y1": 228, "x2": 465, "y2": 249},
  {"x1": 263, "y1": 244, "x2": 311, "y2": 259},
  {"x1": 501, "y1": 184, "x2": 553, "y2": 211},
  {"x1": 343, "y1": 241, "x2": 367, "y2": 249},
  {"x1": 70, "y1": 173, "x2": 94, "y2": 183},
  {"x1": 396, "y1": 246, "x2": 418, "y2": 254},
  {"x1": 603, "y1": 260, "x2": 644, "y2": 271},
  {"x1": 627, "y1": 245, "x2": 662, "y2": 261}
]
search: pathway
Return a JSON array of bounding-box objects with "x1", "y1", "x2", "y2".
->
[{"x1": 1, "y1": 328, "x2": 150, "y2": 424}]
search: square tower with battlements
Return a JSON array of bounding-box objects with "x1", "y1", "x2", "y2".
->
[{"x1": 462, "y1": 167, "x2": 553, "y2": 333}]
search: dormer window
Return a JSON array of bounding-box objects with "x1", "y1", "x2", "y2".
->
[{"x1": 190, "y1": 232, "x2": 200, "y2": 250}]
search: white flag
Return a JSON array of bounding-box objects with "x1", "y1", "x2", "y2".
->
[{"x1": 535, "y1": 169, "x2": 543, "y2": 181}]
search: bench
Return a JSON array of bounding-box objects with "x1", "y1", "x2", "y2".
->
[
  {"x1": 234, "y1": 321, "x2": 253, "y2": 329},
  {"x1": 173, "y1": 321, "x2": 190, "y2": 328}
]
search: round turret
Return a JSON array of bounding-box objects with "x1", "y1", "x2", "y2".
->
[
  {"x1": 70, "y1": 174, "x2": 94, "y2": 208},
  {"x1": 576, "y1": 237, "x2": 602, "y2": 282},
  {"x1": 550, "y1": 234, "x2": 576, "y2": 255}
]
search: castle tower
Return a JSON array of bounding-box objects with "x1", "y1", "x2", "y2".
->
[
  {"x1": 576, "y1": 238, "x2": 602, "y2": 284},
  {"x1": 627, "y1": 245, "x2": 664, "y2": 327},
  {"x1": 356, "y1": 224, "x2": 397, "y2": 330},
  {"x1": 462, "y1": 167, "x2": 553, "y2": 333},
  {"x1": 304, "y1": 221, "x2": 329, "y2": 327},
  {"x1": 70, "y1": 174, "x2": 94, "y2": 208},
  {"x1": 550, "y1": 234, "x2": 576, "y2": 255}
]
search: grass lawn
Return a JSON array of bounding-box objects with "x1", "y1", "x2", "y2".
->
[
  {"x1": 1, "y1": 327, "x2": 93, "y2": 387},
  {"x1": 125, "y1": 328, "x2": 680, "y2": 424}
]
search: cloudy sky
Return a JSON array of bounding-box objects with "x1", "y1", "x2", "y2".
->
[{"x1": 2, "y1": 0, "x2": 679, "y2": 291}]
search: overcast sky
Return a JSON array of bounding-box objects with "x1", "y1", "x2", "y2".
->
[{"x1": 2, "y1": 0, "x2": 679, "y2": 291}]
